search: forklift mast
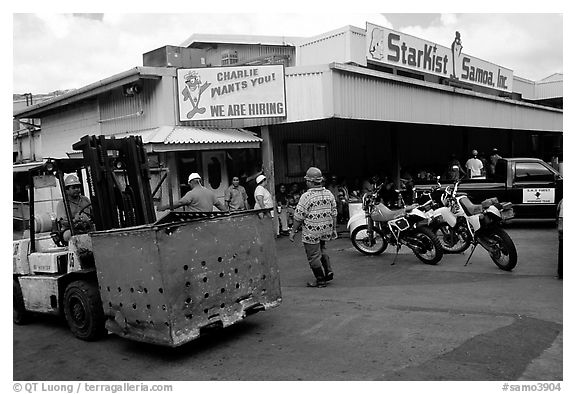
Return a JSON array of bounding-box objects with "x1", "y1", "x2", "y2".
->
[{"x1": 72, "y1": 135, "x2": 156, "y2": 231}]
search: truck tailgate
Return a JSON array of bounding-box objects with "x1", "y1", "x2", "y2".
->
[{"x1": 90, "y1": 210, "x2": 281, "y2": 347}]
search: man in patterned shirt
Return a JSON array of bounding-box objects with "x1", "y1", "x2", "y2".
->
[{"x1": 289, "y1": 167, "x2": 338, "y2": 288}]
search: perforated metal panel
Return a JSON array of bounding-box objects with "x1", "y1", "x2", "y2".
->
[{"x1": 91, "y1": 211, "x2": 281, "y2": 347}]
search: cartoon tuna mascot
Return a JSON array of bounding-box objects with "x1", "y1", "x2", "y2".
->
[
  {"x1": 450, "y1": 31, "x2": 463, "y2": 79},
  {"x1": 182, "y1": 71, "x2": 211, "y2": 119}
]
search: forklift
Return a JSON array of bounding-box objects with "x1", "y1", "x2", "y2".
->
[
  {"x1": 13, "y1": 135, "x2": 281, "y2": 346},
  {"x1": 13, "y1": 135, "x2": 156, "y2": 340}
]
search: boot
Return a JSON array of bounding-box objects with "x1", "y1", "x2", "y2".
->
[
  {"x1": 321, "y1": 255, "x2": 334, "y2": 282},
  {"x1": 307, "y1": 267, "x2": 327, "y2": 288}
]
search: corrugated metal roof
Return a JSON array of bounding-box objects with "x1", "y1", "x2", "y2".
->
[
  {"x1": 113, "y1": 126, "x2": 262, "y2": 150},
  {"x1": 164, "y1": 126, "x2": 261, "y2": 144},
  {"x1": 13, "y1": 67, "x2": 172, "y2": 118},
  {"x1": 539, "y1": 73, "x2": 563, "y2": 83},
  {"x1": 13, "y1": 161, "x2": 45, "y2": 173}
]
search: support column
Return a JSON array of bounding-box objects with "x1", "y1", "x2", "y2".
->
[
  {"x1": 260, "y1": 126, "x2": 275, "y2": 193},
  {"x1": 260, "y1": 125, "x2": 278, "y2": 234},
  {"x1": 390, "y1": 124, "x2": 400, "y2": 189},
  {"x1": 166, "y1": 152, "x2": 179, "y2": 208}
]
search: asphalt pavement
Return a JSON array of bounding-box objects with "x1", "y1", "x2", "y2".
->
[{"x1": 13, "y1": 221, "x2": 562, "y2": 381}]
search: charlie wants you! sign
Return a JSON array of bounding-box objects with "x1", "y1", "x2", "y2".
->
[
  {"x1": 177, "y1": 65, "x2": 286, "y2": 121},
  {"x1": 366, "y1": 22, "x2": 513, "y2": 93}
]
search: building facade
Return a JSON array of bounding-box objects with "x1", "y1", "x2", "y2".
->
[{"x1": 14, "y1": 23, "x2": 563, "y2": 216}]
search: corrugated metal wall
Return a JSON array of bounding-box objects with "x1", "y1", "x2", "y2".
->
[
  {"x1": 349, "y1": 29, "x2": 367, "y2": 66},
  {"x1": 284, "y1": 68, "x2": 331, "y2": 122},
  {"x1": 296, "y1": 26, "x2": 367, "y2": 67},
  {"x1": 41, "y1": 99, "x2": 100, "y2": 158},
  {"x1": 40, "y1": 79, "x2": 169, "y2": 157},
  {"x1": 331, "y1": 70, "x2": 562, "y2": 132},
  {"x1": 512, "y1": 77, "x2": 535, "y2": 100},
  {"x1": 535, "y1": 80, "x2": 563, "y2": 100},
  {"x1": 297, "y1": 30, "x2": 349, "y2": 67},
  {"x1": 512, "y1": 77, "x2": 563, "y2": 101},
  {"x1": 99, "y1": 79, "x2": 161, "y2": 135},
  {"x1": 13, "y1": 132, "x2": 41, "y2": 162}
]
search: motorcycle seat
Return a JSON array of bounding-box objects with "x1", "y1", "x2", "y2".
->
[
  {"x1": 460, "y1": 196, "x2": 504, "y2": 216},
  {"x1": 459, "y1": 196, "x2": 483, "y2": 216},
  {"x1": 371, "y1": 203, "x2": 405, "y2": 222}
]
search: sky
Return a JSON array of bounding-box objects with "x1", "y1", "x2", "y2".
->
[{"x1": 12, "y1": 10, "x2": 565, "y2": 94}]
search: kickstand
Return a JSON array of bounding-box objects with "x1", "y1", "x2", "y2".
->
[
  {"x1": 464, "y1": 243, "x2": 477, "y2": 266},
  {"x1": 391, "y1": 245, "x2": 401, "y2": 265}
]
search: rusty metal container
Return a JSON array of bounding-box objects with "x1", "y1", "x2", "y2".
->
[{"x1": 90, "y1": 210, "x2": 281, "y2": 347}]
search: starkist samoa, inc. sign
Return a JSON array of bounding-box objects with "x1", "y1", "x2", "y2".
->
[
  {"x1": 366, "y1": 22, "x2": 513, "y2": 92},
  {"x1": 177, "y1": 65, "x2": 286, "y2": 121}
]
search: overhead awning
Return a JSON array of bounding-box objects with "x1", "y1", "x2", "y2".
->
[
  {"x1": 13, "y1": 161, "x2": 45, "y2": 173},
  {"x1": 112, "y1": 126, "x2": 262, "y2": 152}
]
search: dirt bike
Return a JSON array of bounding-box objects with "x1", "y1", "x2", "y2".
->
[
  {"x1": 416, "y1": 178, "x2": 472, "y2": 254},
  {"x1": 440, "y1": 174, "x2": 517, "y2": 271},
  {"x1": 347, "y1": 184, "x2": 443, "y2": 265}
]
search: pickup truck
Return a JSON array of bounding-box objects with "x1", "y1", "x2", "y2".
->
[{"x1": 415, "y1": 157, "x2": 562, "y2": 219}]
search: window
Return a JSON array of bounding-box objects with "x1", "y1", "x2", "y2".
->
[
  {"x1": 286, "y1": 143, "x2": 329, "y2": 177},
  {"x1": 221, "y1": 50, "x2": 238, "y2": 66},
  {"x1": 514, "y1": 162, "x2": 554, "y2": 183}
]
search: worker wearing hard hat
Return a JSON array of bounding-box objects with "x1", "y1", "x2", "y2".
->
[
  {"x1": 254, "y1": 174, "x2": 274, "y2": 214},
  {"x1": 289, "y1": 167, "x2": 338, "y2": 288},
  {"x1": 158, "y1": 172, "x2": 227, "y2": 212},
  {"x1": 56, "y1": 174, "x2": 93, "y2": 241},
  {"x1": 253, "y1": 173, "x2": 281, "y2": 236}
]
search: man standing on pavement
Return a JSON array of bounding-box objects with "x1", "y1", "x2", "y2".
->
[
  {"x1": 465, "y1": 149, "x2": 484, "y2": 179},
  {"x1": 254, "y1": 174, "x2": 279, "y2": 235},
  {"x1": 224, "y1": 176, "x2": 249, "y2": 211},
  {"x1": 289, "y1": 167, "x2": 338, "y2": 288},
  {"x1": 158, "y1": 172, "x2": 227, "y2": 212}
]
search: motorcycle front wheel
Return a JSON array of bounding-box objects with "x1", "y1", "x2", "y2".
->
[
  {"x1": 350, "y1": 225, "x2": 388, "y2": 255},
  {"x1": 409, "y1": 226, "x2": 444, "y2": 265},
  {"x1": 480, "y1": 227, "x2": 518, "y2": 271},
  {"x1": 433, "y1": 223, "x2": 471, "y2": 254}
]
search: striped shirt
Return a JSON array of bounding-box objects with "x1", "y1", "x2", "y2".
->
[{"x1": 294, "y1": 186, "x2": 337, "y2": 244}]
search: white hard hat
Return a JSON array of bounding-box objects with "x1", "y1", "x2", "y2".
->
[
  {"x1": 256, "y1": 174, "x2": 266, "y2": 184},
  {"x1": 188, "y1": 172, "x2": 201, "y2": 182},
  {"x1": 64, "y1": 174, "x2": 81, "y2": 187}
]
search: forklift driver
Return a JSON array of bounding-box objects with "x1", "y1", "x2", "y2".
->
[{"x1": 56, "y1": 174, "x2": 94, "y2": 242}]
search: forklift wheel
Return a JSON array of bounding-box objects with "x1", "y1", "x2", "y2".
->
[
  {"x1": 63, "y1": 280, "x2": 106, "y2": 341},
  {"x1": 13, "y1": 279, "x2": 30, "y2": 325}
]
